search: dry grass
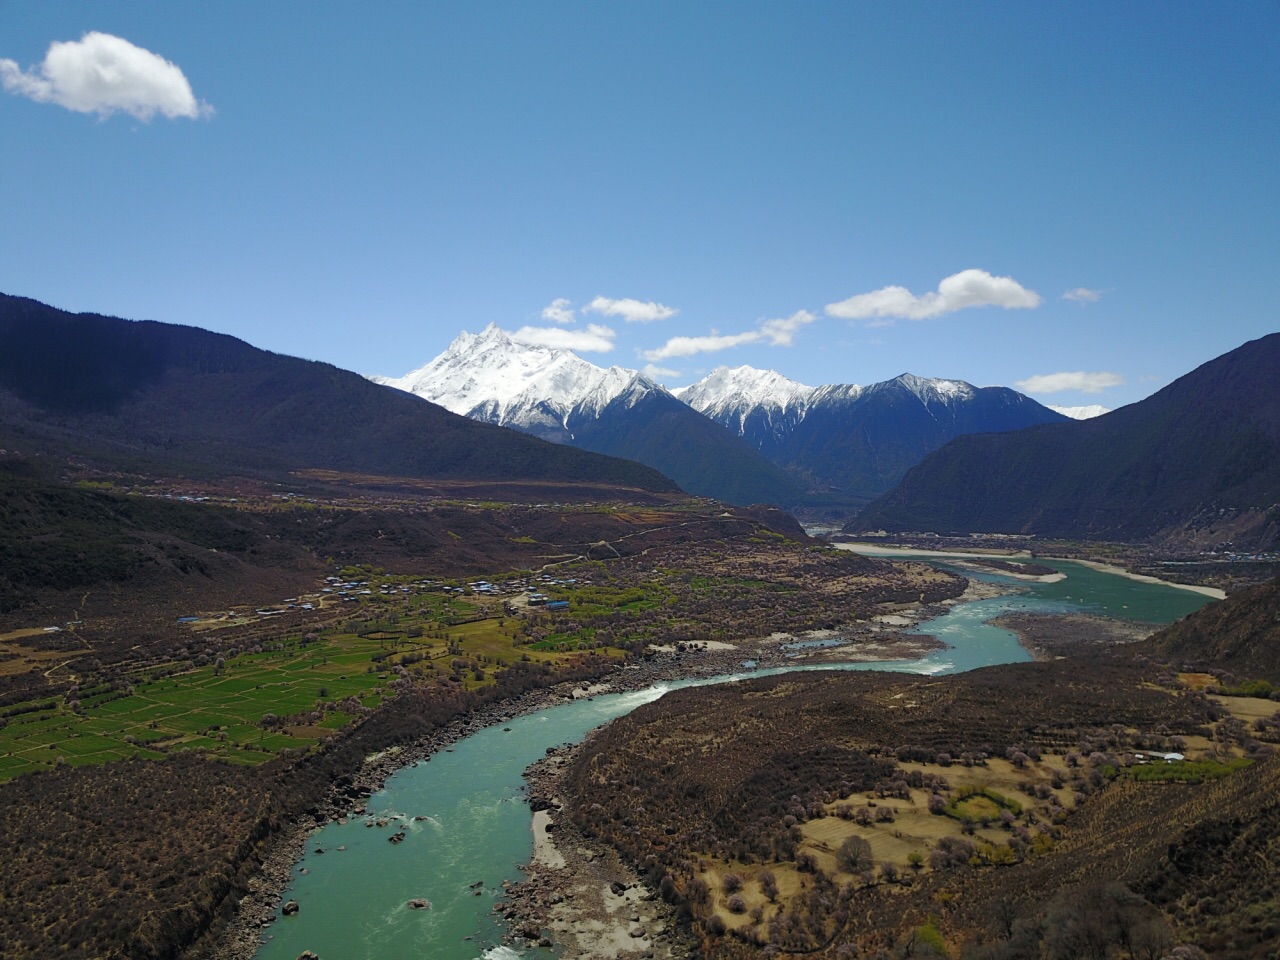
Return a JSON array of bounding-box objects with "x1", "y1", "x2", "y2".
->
[
  {"x1": 1178, "y1": 671, "x2": 1218, "y2": 690},
  {"x1": 695, "y1": 753, "x2": 1078, "y2": 931},
  {"x1": 1211, "y1": 693, "x2": 1277, "y2": 723},
  {"x1": 702, "y1": 861, "x2": 808, "y2": 932}
]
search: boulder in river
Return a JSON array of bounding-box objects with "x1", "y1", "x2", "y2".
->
[
  {"x1": 282, "y1": 900, "x2": 299, "y2": 916},
  {"x1": 406, "y1": 898, "x2": 432, "y2": 910}
]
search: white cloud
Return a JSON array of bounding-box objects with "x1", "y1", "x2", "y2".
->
[
  {"x1": 640, "y1": 309, "x2": 817, "y2": 361},
  {"x1": 509, "y1": 322, "x2": 616, "y2": 353},
  {"x1": 540, "y1": 297, "x2": 575, "y2": 324},
  {"x1": 641, "y1": 331, "x2": 759, "y2": 361},
  {"x1": 0, "y1": 32, "x2": 211, "y2": 120},
  {"x1": 585, "y1": 296, "x2": 677, "y2": 323},
  {"x1": 1062, "y1": 287, "x2": 1102, "y2": 303},
  {"x1": 825, "y1": 269, "x2": 1041, "y2": 321},
  {"x1": 760, "y1": 310, "x2": 816, "y2": 346},
  {"x1": 641, "y1": 363, "x2": 680, "y2": 381},
  {"x1": 1014, "y1": 371, "x2": 1124, "y2": 395}
]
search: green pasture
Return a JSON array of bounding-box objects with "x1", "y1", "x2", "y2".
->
[{"x1": 1124, "y1": 757, "x2": 1251, "y2": 783}]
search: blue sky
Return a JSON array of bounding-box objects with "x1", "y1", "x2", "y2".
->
[{"x1": 1, "y1": 3, "x2": 1277, "y2": 410}]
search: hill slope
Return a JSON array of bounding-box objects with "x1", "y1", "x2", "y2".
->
[
  {"x1": 0, "y1": 294, "x2": 677, "y2": 496},
  {"x1": 1143, "y1": 577, "x2": 1280, "y2": 681},
  {"x1": 850, "y1": 333, "x2": 1280, "y2": 546}
]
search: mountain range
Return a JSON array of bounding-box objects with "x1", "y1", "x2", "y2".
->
[
  {"x1": 375, "y1": 326, "x2": 1067, "y2": 509},
  {"x1": 12, "y1": 293, "x2": 1271, "y2": 550},
  {"x1": 851, "y1": 332, "x2": 1280, "y2": 548},
  {"x1": 0, "y1": 294, "x2": 675, "y2": 498},
  {"x1": 675, "y1": 365, "x2": 1067, "y2": 500}
]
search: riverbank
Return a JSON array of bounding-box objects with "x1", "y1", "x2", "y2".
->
[
  {"x1": 834, "y1": 541, "x2": 1228, "y2": 599},
  {"x1": 1066, "y1": 558, "x2": 1226, "y2": 599},
  {"x1": 495, "y1": 577, "x2": 1018, "y2": 960}
]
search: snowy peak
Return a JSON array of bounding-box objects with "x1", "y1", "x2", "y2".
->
[
  {"x1": 373, "y1": 324, "x2": 584, "y2": 416},
  {"x1": 677, "y1": 364, "x2": 1064, "y2": 499},
  {"x1": 370, "y1": 325, "x2": 662, "y2": 433},
  {"x1": 677, "y1": 365, "x2": 815, "y2": 421},
  {"x1": 873, "y1": 372, "x2": 978, "y2": 405}
]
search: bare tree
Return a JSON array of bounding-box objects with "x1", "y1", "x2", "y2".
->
[{"x1": 836, "y1": 835, "x2": 873, "y2": 874}]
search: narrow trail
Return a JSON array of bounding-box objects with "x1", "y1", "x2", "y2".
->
[{"x1": 538, "y1": 515, "x2": 751, "y2": 570}]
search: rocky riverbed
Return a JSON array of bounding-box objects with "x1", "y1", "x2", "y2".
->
[{"x1": 496, "y1": 745, "x2": 694, "y2": 960}]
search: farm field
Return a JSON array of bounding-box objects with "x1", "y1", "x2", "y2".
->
[{"x1": 0, "y1": 586, "x2": 615, "y2": 782}]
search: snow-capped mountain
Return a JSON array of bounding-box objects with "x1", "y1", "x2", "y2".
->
[
  {"x1": 679, "y1": 365, "x2": 1067, "y2": 501},
  {"x1": 373, "y1": 333, "x2": 1067, "y2": 509},
  {"x1": 371, "y1": 324, "x2": 656, "y2": 442},
  {"x1": 1048, "y1": 404, "x2": 1111, "y2": 420},
  {"x1": 371, "y1": 328, "x2": 804, "y2": 507}
]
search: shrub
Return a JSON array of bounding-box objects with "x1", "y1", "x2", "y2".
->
[{"x1": 758, "y1": 870, "x2": 779, "y2": 901}]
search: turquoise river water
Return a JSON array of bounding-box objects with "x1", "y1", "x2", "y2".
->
[{"x1": 253, "y1": 558, "x2": 1210, "y2": 960}]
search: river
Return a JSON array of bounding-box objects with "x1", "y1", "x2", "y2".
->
[{"x1": 251, "y1": 558, "x2": 1210, "y2": 960}]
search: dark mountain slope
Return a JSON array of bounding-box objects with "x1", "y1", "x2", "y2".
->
[
  {"x1": 0, "y1": 293, "x2": 678, "y2": 495},
  {"x1": 851, "y1": 333, "x2": 1280, "y2": 546},
  {"x1": 569, "y1": 390, "x2": 805, "y2": 507},
  {"x1": 1142, "y1": 577, "x2": 1280, "y2": 682}
]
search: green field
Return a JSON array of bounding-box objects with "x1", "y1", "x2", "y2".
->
[{"x1": 0, "y1": 589, "x2": 623, "y2": 783}]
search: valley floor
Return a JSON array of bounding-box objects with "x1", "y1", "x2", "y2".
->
[{"x1": 210, "y1": 567, "x2": 998, "y2": 960}]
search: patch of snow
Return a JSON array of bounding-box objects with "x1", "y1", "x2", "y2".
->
[{"x1": 885, "y1": 372, "x2": 978, "y2": 405}]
